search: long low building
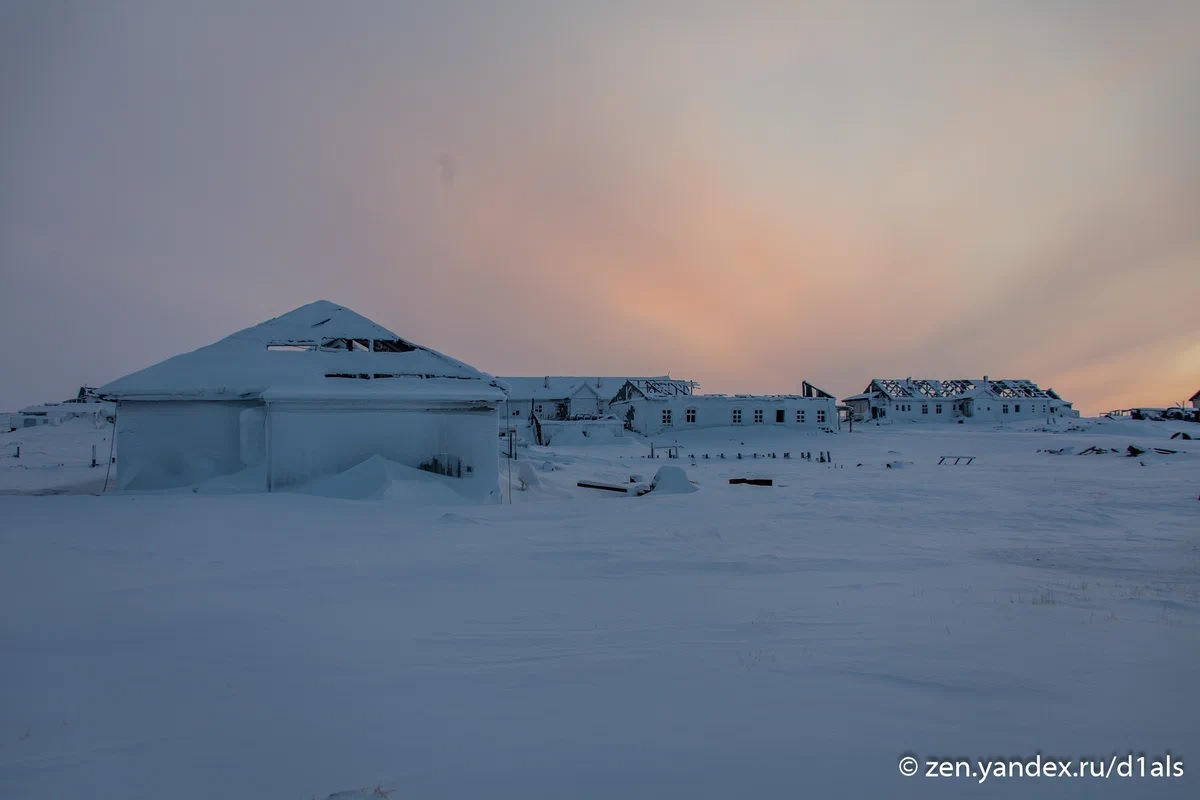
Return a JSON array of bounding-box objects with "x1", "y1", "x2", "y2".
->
[
  {"x1": 610, "y1": 379, "x2": 838, "y2": 436},
  {"x1": 497, "y1": 375, "x2": 681, "y2": 420},
  {"x1": 843, "y1": 377, "x2": 1077, "y2": 423}
]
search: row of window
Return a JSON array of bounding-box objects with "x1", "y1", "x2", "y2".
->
[
  {"x1": 663, "y1": 408, "x2": 826, "y2": 426},
  {"x1": 892, "y1": 402, "x2": 1052, "y2": 415}
]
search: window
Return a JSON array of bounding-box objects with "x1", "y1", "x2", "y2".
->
[
  {"x1": 662, "y1": 409, "x2": 672, "y2": 426},
  {"x1": 1002, "y1": 404, "x2": 1009, "y2": 414},
  {"x1": 1014, "y1": 404, "x2": 1021, "y2": 413},
  {"x1": 796, "y1": 409, "x2": 806, "y2": 423},
  {"x1": 921, "y1": 404, "x2": 929, "y2": 415},
  {"x1": 775, "y1": 409, "x2": 785, "y2": 423},
  {"x1": 535, "y1": 404, "x2": 543, "y2": 415},
  {"x1": 816, "y1": 409, "x2": 826, "y2": 423},
  {"x1": 753, "y1": 409, "x2": 764, "y2": 424},
  {"x1": 732, "y1": 408, "x2": 742, "y2": 424},
  {"x1": 936, "y1": 404, "x2": 943, "y2": 414},
  {"x1": 685, "y1": 408, "x2": 696, "y2": 424}
]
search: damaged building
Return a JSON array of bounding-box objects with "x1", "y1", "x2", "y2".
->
[
  {"x1": 99, "y1": 301, "x2": 506, "y2": 498},
  {"x1": 610, "y1": 379, "x2": 838, "y2": 436},
  {"x1": 498, "y1": 375, "x2": 678, "y2": 420},
  {"x1": 842, "y1": 378, "x2": 1078, "y2": 424}
]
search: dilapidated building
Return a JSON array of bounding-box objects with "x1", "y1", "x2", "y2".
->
[
  {"x1": 843, "y1": 377, "x2": 1076, "y2": 424},
  {"x1": 100, "y1": 301, "x2": 506, "y2": 498},
  {"x1": 610, "y1": 379, "x2": 837, "y2": 436},
  {"x1": 498, "y1": 376, "x2": 676, "y2": 420}
]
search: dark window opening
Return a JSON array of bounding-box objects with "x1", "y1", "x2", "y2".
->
[
  {"x1": 320, "y1": 338, "x2": 370, "y2": 351},
  {"x1": 373, "y1": 338, "x2": 417, "y2": 352}
]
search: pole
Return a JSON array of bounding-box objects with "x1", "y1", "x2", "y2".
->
[{"x1": 505, "y1": 398, "x2": 512, "y2": 504}]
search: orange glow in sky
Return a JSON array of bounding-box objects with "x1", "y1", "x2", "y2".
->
[{"x1": 1, "y1": 3, "x2": 1197, "y2": 413}]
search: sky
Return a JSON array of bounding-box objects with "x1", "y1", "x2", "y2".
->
[{"x1": 2, "y1": 1, "x2": 1197, "y2": 415}]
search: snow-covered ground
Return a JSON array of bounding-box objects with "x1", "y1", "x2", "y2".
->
[
  {"x1": 1, "y1": 418, "x2": 1197, "y2": 798},
  {"x1": 0, "y1": 417, "x2": 114, "y2": 495}
]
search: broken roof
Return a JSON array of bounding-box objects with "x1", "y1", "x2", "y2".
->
[
  {"x1": 614, "y1": 378, "x2": 697, "y2": 401},
  {"x1": 100, "y1": 300, "x2": 505, "y2": 402},
  {"x1": 864, "y1": 378, "x2": 1054, "y2": 401}
]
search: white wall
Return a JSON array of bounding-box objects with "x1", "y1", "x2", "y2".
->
[
  {"x1": 613, "y1": 395, "x2": 838, "y2": 436},
  {"x1": 566, "y1": 390, "x2": 605, "y2": 418},
  {"x1": 537, "y1": 417, "x2": 624, "y2": 445},
  {"x1": 266, "y1": 404, "x2": 500, "y2": 500},
  {"x1": 115, "y1": 400, "x2": 262, "y2": 490},
  {"x1": 878, "y1": 396, "x2": 1061, "y2": 423}
]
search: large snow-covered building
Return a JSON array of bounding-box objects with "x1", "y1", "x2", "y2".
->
[
  {"x1": 610, "y1": 379, "x2": 838, "y2": 436},
  {"x1": 498, "y1": 376, "x2": 677, "y2": 420},
  {"x1": 99, "y1": 301, "x2": 506, "y2": 498},
  {"x1": 842, "y1": 378, "x2": 1076, "y2": 423}
]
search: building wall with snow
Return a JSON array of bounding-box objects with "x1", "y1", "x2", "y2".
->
[
  {"x1": 264, "y1": 401, "x2": 500, "y2": 499},
  {"x1": 114, "y1": 400, "x2": 263, "y2": 491},
  {"x1": 612, "y1": 394, "x2": 838, "y2": 437},
  {"x1": 534, "y1": 416, "x2": 625, "y2": 445},
  {"x1": 499, "y1": 376, "x2": 677, "y2": 421},
  {"x1": 872, "y1": 395, "x2": 1059, "y2": 424},
  {"x1": 845, "y1": 379, "x2": 1075, "y2": 425},
  {"x1": 100, "y1": 301, "x2": 507, "y2": 500}
]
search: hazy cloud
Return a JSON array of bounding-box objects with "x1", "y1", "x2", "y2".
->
[{"x1": 1, "y1": 1, "x2": 1197, "y2": 412}]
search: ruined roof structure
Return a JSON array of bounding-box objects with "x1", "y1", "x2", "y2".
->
[
  {"x1": 100, "y1": 300, "x2": 505, "y2": 402},
  {"x1": 865, "y1": 378, "x2": 1052, "y2": 401}
]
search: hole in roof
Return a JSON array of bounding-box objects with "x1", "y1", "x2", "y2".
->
[
  {"x1": 373, "y1": 339, "x2": 417, "y2": 352},
  {"x1": 321, "y1": 338, "x2": 371, "y2": 352},
  {"x1": 267, "y1": 343, "x2": 316, "y2": 352}
]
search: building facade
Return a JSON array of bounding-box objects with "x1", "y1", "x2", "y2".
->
[
  {"x1": 843, "y1": 378, "x2": 1077, "y2": 424},
  {"x1": 610, "y1": 379, "x2": 838, "y2": 437}
]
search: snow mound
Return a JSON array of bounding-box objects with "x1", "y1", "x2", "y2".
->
[
  {"x1": 517, "y1": 461, "x2": 540, "y2": 489},
  {"x1": 185, "y1": 463, "x2": 269, "y2": 494},
  {"x1": 287, "y1": 455, "x2": 474, "y2": 504},
  {"x1": 649, "y1": 465, "x2": 697, "y2": 494}
]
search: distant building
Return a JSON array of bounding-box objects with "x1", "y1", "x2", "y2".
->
[
  {"x1": 498, "y1": 376, "x2": 678, "y2": 420},
  {"x1": 1191, "y1": 389, "x2": 1200, "y2": 410},
  {"x1": 610, "y1": 379, "x2": 837, "y2": 437},
  {"x1": 842, "y1": 378, "x2": 1077, "y2": 423},
  {"x1": 99, "y1": 301, "x2": 506, "y2": 497},
  {"x1": 9, "y1": 387, "x2": 115, "y2": 430}
]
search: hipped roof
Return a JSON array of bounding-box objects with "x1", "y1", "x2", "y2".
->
[{"x1": 100, "y1": 301, "x2": 505, "y2": 402}]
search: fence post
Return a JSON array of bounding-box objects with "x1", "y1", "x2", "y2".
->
[{"x1": 91, "y1": 444, "x2": 98, "y2": 468}]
